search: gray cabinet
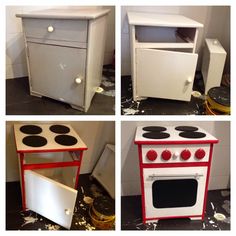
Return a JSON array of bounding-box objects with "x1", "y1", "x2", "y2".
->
[{"x1": 17, "y1": 9, "x2": 110, "y2": 111}]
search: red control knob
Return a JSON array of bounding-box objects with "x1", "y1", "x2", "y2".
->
[
  {"x1": 146, "y1": 150, "x2": 158, "y2": 161},
  {"x1": 195, "y1": 149, "x2": 206, "y2": 160},
  {"x1": 161, "y1": 150, "x2": 172, "y2": 161},
  {"x1": 181, "y1": 149, "x2": 191, "y2": 160}
]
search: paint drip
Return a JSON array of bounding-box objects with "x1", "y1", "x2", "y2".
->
[{"x1": 45, "y1": 224, "x2": 60, "y2": 230}]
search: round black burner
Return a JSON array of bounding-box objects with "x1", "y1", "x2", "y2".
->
[
  {"x1": 22, "y1": 135, "x2": 47, "y2": 147},
  {"x1": 143, "y1": 132, "x2": 170, "y2": 139},
  {"x1": 55, "y1": 135, "x2": 78, "y2": 146},
  {"x1": 142, "y1": 126, "x2": 167, "y2": 132},
  {"x1": 20, "y1": 125, "x2": 42, "y2": 135},
  {"x1": 175, "y1": 126, "x2": 198, "y2": 132},
  {"x1": 49, "y1": 125, "x2": 70, "y2": 134},
  {"x1": 179, "y1": 132, "x2": 206, "y2": 139}
]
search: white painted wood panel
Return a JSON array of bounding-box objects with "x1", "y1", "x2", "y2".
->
[
  {"x1": 143, "y1": 166, "x2": 207, "y2": 219},
  {"x1": 25, "y1": 170, "x2": 77, "y2": 229},
  {"x1": 28, "y1": 43, "x2": 86, "y2": 109},
  {"x1": 23, "y1": 18, "x2": 88, "y2": 43},
  {"x1": 128, "y1": 12, "x2": 203, "y2": 28},
  {"x1": 85, "y1": 14, "x2": 108, "y2": 111},
  {"x1": 92, "y1": 144, "x2": 115, "y2": 199},
  {"x1": 136, "y1": 49, "x2": 198, "y2": 101}
]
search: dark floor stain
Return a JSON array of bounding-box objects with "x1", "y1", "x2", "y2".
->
[
  {"x1": 6, "y1": 65, "x2": 115, "y2": 115},
  {"x1": 6, "y1": 174, "x2": 115, "y2": 230},
  {"x1": 121, "y1": 189, "x2": 230, "y2": 230}
]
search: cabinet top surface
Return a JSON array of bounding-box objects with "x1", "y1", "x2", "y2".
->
[
  {"x1": 128, "y1": 12, "x2": 203, "y2": 28},
  {"x1": 205, "y1": 38, "x2": 227, "y2": 54},
  {"x1": 14, "y1": 123, "x2": 87, "y2": 153},
  {"x1": 16, "y1": 8, "x2": 110, "y2": 20}
]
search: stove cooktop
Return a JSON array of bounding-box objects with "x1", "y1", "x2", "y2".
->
[
  {"x1": 135, "y1": 126, "x2": 218, "y2": 143},
  {"x1": 14, "y1": 124, "x2": 87, "y2": 152}
]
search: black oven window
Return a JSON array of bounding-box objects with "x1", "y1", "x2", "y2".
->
[{"x1": 152, "y1": 179, "x2": 198, "y2": 208}]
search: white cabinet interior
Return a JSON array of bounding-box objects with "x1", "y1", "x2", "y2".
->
[
  {"x1": 16, "y1": 9, "x2": 110, "y2": 112},
  {"x1": 128, "y1": 12, "x2": 203, "y2": 102}
]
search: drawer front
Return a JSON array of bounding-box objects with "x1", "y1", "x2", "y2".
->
[
  {"x1": 23, "y1": 18, "x2": 87, "y2": 43},
  {"x1": 136, "y1": 49, "x2": 198, "y2": 101},
  {"x1": 28, "y1": 42, "x2": 86, "y2": 108}
]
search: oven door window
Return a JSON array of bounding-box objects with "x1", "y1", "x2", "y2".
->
[{"x1": 152, "y1": 179, "x2": 198, "y2": 208}]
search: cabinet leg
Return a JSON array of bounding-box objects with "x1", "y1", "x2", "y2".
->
[{"x1": 19, "y1": 153, "x2": 26, "y2": 210}]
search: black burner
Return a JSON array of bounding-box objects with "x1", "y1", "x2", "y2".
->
[
  {"x1": 179, "y1": 132, "x2": 206, "y2": 139},
  {"x1": 55, "y1": 135, "x2": 78, "y2": 146},
  {"x1": 143, "y1": 132, "x2": 170, "y2": 139},
  {"x1": 175, "y1": 126, "x2": 198, "y2": 132},
  {"x1": 50, "y1": 125, "x2": 70, "y2": 134},
  {"x1": 143, "y1": 126, "x2": 167, "y2": 132},
  {"x1": 22, "y1": 135, "x2": 47, "y2": 147},
  {"x1": 20, "y1": 125, "x2": 42, "y2": 135}
]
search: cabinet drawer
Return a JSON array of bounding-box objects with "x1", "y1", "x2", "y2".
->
[
  {"x1": 136, "y1": 49, "x2": 198, "y2": 101},
  {"x1": 23, "y1": 18, "x2": 88, "y2": 43}
]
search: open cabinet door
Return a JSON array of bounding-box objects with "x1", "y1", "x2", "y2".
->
[
  {"x1": 25, "y1": 170, "x2": 77, "y2": 229},
  {"x1": 136, "y1": 49, "x2": 198, "y2": 101}
]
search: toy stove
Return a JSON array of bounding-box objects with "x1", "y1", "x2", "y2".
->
[
  {"x1": 134, "y1": 125, "x2": 218, "y2": 223},
  {"x1": 14, "y1": 124, "x2": 87, "y2": 229}
]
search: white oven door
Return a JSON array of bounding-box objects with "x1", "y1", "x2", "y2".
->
[{"x1": 143, "y1": 166, "x2": 207, "y2": 220}]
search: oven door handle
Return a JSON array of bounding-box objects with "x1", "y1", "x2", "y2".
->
[{"x1": 148, "y1": 173, "x2": 204, "y2": 180}]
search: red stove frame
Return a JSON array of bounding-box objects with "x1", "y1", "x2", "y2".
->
[
  {"x1": 135, "y1": 126, "x2": 218, "y2": 224},
  {"x1": 13, "y1": 124, "x2": 88, "y2": 212}
]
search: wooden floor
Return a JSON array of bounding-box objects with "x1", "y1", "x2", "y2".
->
[{"x1": 6, "y1": 174, "x2": 115, "y2": 230}]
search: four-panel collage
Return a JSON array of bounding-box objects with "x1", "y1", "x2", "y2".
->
[{"x1": 5, "y1": 2, "x2": 231, "y2": 233}]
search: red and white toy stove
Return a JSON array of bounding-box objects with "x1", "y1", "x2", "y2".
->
[
  {"x1": 14, "y1": 123, "x2": 87, "y2": 229},
  {"x1": 134, "y1": 125, "x2": 218, "y2": 224}
]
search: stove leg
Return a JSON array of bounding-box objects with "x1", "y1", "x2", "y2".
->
[{"x1": 19, "y1": 153, "x2": 26, "y2": 210}]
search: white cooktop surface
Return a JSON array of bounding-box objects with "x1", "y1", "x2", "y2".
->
[
  {"x1": 14, "y1": 124, "x2": 87, "y2": 152},
  {"x1": 135, "y1": 126, "x2": 218, "y2": 143}
]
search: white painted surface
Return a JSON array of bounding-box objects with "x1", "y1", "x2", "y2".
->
[
  {"x1": 141, "y1": 144, "x2": 210, "y2": 164},
  {"x1": 92, "y1": 144, "x2": 115, "y2": 199},
  {"x1": 6, "y1": 6, "x2": 114, "y2": 79},
  {"x1": 201, "y1": 38, "x2": 227, "y2": 94},
  {"x1": 143, "y1": 166, "x2": 207, "y2": 218},
  {"x1": 6, "y1": 121, "x2": 115, "y2": 182},
  {"x1": 121, "y1": 6, "x2": 230, "y2": 76},
  {"x1": 16, "y1": 8, "x2": 110, "y2": 19},
  {"x1": 128, "y1": 12, "x2": 203, "y2": 28},
  {"x1": 121, "y1": 121, "x2": 230, "y2": 196},
  {"x1": 25, "y1": 170, "x2": 77, "y2": 229},
  {"x1": 135, "y1": 126, "x2": 218, "y2": 143},
  {"x1": 14, "y1": 124, "x2": 87, "y2": 152},
  {"x1": 85, "y1": 14, "x2": 108, "y2": 111},
  {"x1": 136, "y1": 49, "x2": 198, "y2": 101}
]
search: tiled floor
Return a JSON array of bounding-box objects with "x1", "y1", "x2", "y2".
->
[
  {"x1": 121, "y1": 72, "x2": 207, "y2": 115},
  {"x1": 6, "y1": 174, "x2": 115, "y2": 230},
  {"x1": 121, "y1": 189, "x2": 230, "y2": 230},
  {"x1": 6, "y1": 66, "x2": 115, "y2": 115}
]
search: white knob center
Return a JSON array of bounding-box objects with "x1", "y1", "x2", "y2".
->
[
  {"x1": 47, "y1": 26, "x2": 54, "y2": 33},
  {"x1": 173, "y1": 151, "x2": 180, "y2": 159},
  {"x1": 75, "y1": 77, "x2": 82, "y2": 84},
  {"x1": 187, "y1": 77, "x2": 192, "y2": 84}
]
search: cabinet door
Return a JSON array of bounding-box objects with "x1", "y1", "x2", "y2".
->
[
  {"x1": 25, "y1": 170, "x2": 77, "y2": 229},
  {"x1": 28, "y1": 42, "x2": 86, "y2": 108},
  {"x1": 136, "y1": 49, "x2": 198, "y2": 101}
]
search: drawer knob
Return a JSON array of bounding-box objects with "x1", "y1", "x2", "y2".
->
[
  {"x1": 75, "y1": 77, "x2": 82, "y2": 84},
  {"x1": 186, "y1": 77, "x2": 193, "y2": 84},
  {"x1": 47, "y1": 26, "x2": 54, "y2": 33}
]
